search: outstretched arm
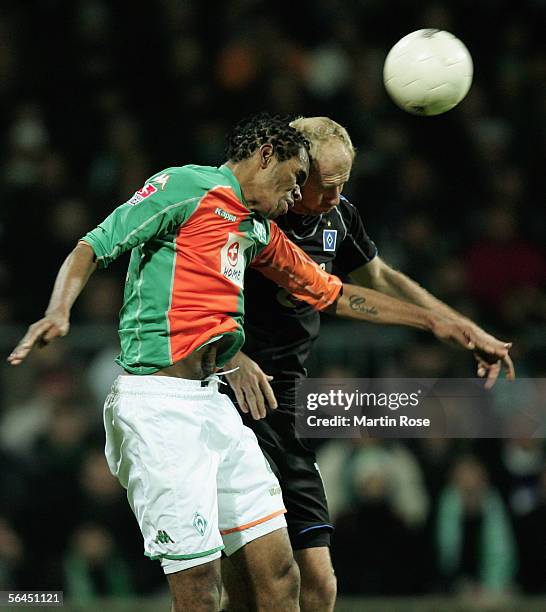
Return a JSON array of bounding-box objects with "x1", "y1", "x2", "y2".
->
[
  {"x1": 236, "y1": 231, "x2": 515, "y2": 418},
  {"x1": 351, "y1": 256, "x2": 467, "y2": 319},
  {"x1": 253, "y1": 225, "x2": 514, "y2": 380},
  {"x1": 226, "y1": 283, "x2": 514, "y2": 419},
  {"x1": 8, "y1": 171, "x2": 200, "y2": 366},
  {"x1": 350, "y1": 257, "x2": 515, "y2": 387},
  {"x1": 331, "y1": 282, "x2": 512, "y2": 362},
  {"x1": 253, "y1": 225, "x2": 512, "y2": 361},
  {"x1": 8, "y1": 242, "x2": 97, "y2": 365}
]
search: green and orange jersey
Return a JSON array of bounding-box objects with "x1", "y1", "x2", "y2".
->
[{"x1": 81, "y1": 164, "x2": 342, "y2": 374}]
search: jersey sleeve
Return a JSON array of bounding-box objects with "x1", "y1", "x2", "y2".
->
[
  {"x1": 80, "y1": 169, "x2": 201, "y2": 268},
  {"x1": 251, "y1": 222, "x2": 342, "y2": 311},
  {"x1": 335, "y1": 200, "x2": 378, "y2": 275}
]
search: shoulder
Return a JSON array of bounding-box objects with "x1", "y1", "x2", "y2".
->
[
  {"x1": 335, "y1": 196, "x2": 373, "y2": 238},
  {"x1": 148, "y1": 164, "x2": 221, "y2": 185},
  {"x1": 322, "y1": 197, "x2": 360, "y2": 236},
  {"x1": 145, "y1": 165, "x2": 230, "y2": 199},
  {"x1": 337, "y1": 195, "x2": 361, "y2": 222}
]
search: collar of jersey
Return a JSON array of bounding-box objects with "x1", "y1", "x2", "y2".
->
[
  {"x1": 218, "y1": 164, "x2": 248, "y2": 209},
  {"x1": 281, "y1": 211, "x2": 324, "y2": 239}
]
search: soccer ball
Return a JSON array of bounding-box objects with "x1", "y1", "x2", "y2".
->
[{"x1": 383, "y1": 29, "x2": 473, "y2": 116}]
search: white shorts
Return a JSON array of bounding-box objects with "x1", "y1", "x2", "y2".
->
[{"x1": 103, "y1": 375, "x2": 286, "y2": 573}]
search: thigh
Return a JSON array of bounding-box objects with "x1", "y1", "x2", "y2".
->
[
  {"x1": 104, "y1": 380, "x2": 224, "y2": 565},
  {"x1": 216, "y1": 395, "x2": 287, "y2": 556}
]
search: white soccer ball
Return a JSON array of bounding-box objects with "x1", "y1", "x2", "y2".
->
[{"x1": 383, "y1": 29, "x2": 473, "y2": 116}]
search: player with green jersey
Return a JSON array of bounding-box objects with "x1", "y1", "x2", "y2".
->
[
  {"x1": 8, "y1": 114, "x2": 513, "y2": 612},
  {"x1": 81, "y1": 162, "x2": 338, "y2": 374}
]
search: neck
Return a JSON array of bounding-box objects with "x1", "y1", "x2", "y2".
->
[{"x1": 225, "y1": 159, "x2": 258, "y2": 211}]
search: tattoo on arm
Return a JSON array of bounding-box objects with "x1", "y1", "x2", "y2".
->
[{"x1": 349, "y1": 295, "x2": 379, "y2": 316}]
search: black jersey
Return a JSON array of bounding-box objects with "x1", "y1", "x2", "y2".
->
[{"x1": 244, "y1": 196, "x2": 377, "y2": 378}]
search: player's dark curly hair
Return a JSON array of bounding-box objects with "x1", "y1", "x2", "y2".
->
[{"x1": 226, "y1": 112, "x2": 310, "y2": 162}]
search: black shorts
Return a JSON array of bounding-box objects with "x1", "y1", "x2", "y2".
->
[{"x1": 227, "y1": 380, "x2": 333, "y2": 549}]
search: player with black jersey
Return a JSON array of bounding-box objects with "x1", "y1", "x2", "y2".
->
[
  {"x1": 242, "y1": 193, "x2": 377, "y2": 379},
  {"x1": 223, "y1": 117, "x2": 514, "y2": 612}
]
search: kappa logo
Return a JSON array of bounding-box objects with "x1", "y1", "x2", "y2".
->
[
  {"x1": 152, "y1": 173, "x2": 171, "y2": 190},
  {"x1": 215, "y1": 207, "x2": 237, "y2": 222},
  {"x1": 154, "y1": 530, "x2": 175, "y2": 545},
  {"x1": 192, "y1": 513, "x2": 208, "y2": 537},
  {"x1": 125, "y1": 183, "x2": 158, "y2": 206},
  {"x1": 323, "y1": 229, "x2": 337, "y2": 252}
]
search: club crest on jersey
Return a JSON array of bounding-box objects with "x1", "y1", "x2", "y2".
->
[
  {"x1": 253, "y1": 219, "x2": 267, "y2": 244},
  {"x1": 125, "y1": 183, "x2": 158, "y2": 206},
  {"x1": 323, "y1": 229, "x2": 337, "y2": 252}
]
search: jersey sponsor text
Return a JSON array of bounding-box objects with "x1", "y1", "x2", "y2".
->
[
  {"x1": 220, "y1": 234, "x2": 253, "y2": 289},
  {"x1": 125, "y1": 183, "x2": 158, "y2": 206}
]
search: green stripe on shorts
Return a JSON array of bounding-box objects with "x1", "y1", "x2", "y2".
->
[{"x1": 145, "y1": 545, "x2": 225, "y2": 561}]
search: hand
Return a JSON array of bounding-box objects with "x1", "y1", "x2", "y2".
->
[
  {"x1": 7, "y1": 313, "x2": 70, "y2": 366},
  {"x1": 473, "y1": 351, "x2": 515, "y2": 390},
  {"x1": 430, "y1": 314, "x2": 508, "y2": 355},
  {"x1": 429, "y1": 315, "x2": 515, "y2": 388},
  {"x1": 473, "y1": 346, "x2": 515, "y2": 390},
  {"x1": 225, "y1": 352, "x2": 278, "y2": 420},
  {"x1": 465, "y1": 322, "x2": 515, "y2": 389}
]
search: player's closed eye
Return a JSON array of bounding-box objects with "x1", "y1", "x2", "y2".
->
[{"x1": 323, "y1": 185, "x2": 341, "y2": 195}]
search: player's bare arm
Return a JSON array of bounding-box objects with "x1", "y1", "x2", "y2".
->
[
  {"x1": 351, "y1": 256, "x2": 474, "y2": 319},
  {"x1": 227, "y1": 282, "x2": 514, "y2": 420},
  {"x1": 252, "y1": 211, "x2": 510, "y2": 364},
  {"x1": 350, "y1": 257, "x2": 515, "y2": 387},
  {"x1": 240, "y1": 224, "x2": 515, "y2": 419},
  {"x1": 7, "y1": 242, "x2": 97, "y2": 366},
  {"x1": 329, "y1": 282, "x2": 512, "y2": 360}
]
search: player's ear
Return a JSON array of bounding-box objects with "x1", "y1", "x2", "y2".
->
[{"x1": 258, "y1": 144, "x2": 274, "y2": 169}]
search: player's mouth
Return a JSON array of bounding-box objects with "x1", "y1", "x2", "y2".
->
[
  {"x1": 320, "y1": 201, "x2": 337, "y2": 211},
  {"x1": 278, "y1": 198, "x2": 293, "y2": 214}
]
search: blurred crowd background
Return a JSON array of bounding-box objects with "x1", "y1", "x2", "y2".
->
[{"x1": 0, "y1": 0, "x2": 545, "y2": 605}]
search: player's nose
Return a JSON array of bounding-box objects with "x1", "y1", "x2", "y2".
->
[
  {"x1": 292, "y1": 185, "x2": 302, "y2": 201},
  {"x1": 324, "y1": 187, "x2": 341, "y2": 205}
]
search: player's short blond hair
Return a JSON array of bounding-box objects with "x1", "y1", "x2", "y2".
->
[{"x1": 289, "y1": 116, "x2": 356, "y2": 162}]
